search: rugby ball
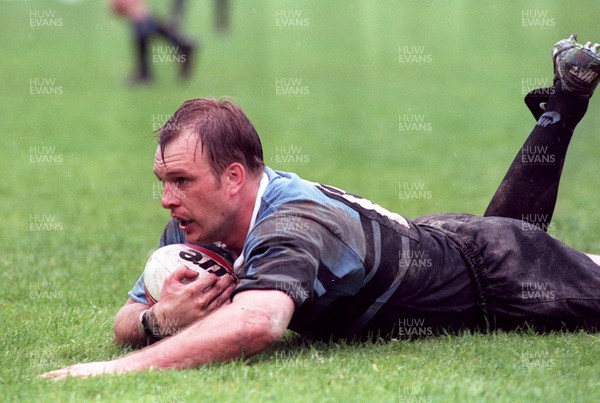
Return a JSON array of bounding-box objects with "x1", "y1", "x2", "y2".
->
[{"x1": 143, "y1": 244, "x2": 236, "y2": 306}]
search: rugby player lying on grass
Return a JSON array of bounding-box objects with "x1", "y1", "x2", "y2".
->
[{"x1": 43, "y1": 35, "x2": 600, "y2": 379}]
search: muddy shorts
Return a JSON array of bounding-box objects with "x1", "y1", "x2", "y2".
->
[{"x1": 414, "y1": 213, "x2": 600, "y2": 332}]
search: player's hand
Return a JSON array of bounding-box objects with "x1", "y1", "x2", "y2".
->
[
  {"x1": 151, "y1": 266, "x2": 237, "y2": 336},
  {"x1": 40, "y1": 360, "x2": 119, "y2": 381}
]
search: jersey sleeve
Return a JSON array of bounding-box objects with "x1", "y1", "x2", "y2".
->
[
  {"x1": 231, "y1": 210, "x2": 364, "y2": 314},
  {"x1": 127, "y1": 273, "x2": 148, "y2": 304},
  {"x1": 231, "y1": 216, "x2": 318, "y2": 310}
]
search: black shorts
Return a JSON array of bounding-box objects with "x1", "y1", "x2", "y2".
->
[{"x1": 414, "y1": 213, "x2": 600, "y2": 332}]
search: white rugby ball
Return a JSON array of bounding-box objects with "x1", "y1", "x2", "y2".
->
[{"x1": 143, "y1": 244, "x2": 236, "y2": 306}]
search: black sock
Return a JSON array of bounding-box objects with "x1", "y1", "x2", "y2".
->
[{"x1": 484, "y1": 86, "x2": 589, "y2": 230}]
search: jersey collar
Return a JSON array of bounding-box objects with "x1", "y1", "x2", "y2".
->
[{"x1": 233, "y1": 171, "x2": 269, "y2": 271}]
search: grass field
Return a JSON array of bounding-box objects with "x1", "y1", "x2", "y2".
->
[{"x1": 2, "y1": 0, "x2": 600, "y2": 401}]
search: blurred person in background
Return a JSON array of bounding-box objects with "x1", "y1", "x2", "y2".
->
[
  {"x1": 109, "y1": 0, "x2": 196, "y2": 85},
  {"x1": 213, "y1": 0, "x2": 230, "y2": 33}
]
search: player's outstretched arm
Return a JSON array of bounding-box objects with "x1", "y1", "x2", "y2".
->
[{"x1": 42, "y1": 289, "x2": 294, "y2": 380}]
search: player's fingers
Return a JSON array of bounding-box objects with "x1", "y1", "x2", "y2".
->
[
  {"x1": 169, "y1": 266, "x2": 199, "y2": 283},
  {"x1": 205, "y1": 282, "x2": 236, "y2": 311},
  {"x1": 207, "y1": 274, "x2": 236, "y2": 293},
  {"x1": 40, "y1": 366, "x2": 74, "y2": 381},
  {"x1": 178, "y1": 273, "x2": 220, "y2": 295},
  {"x1": 39, "y1": 369, "x2": 62, "y2": 380},
  {"x1": 220, "y1": 282, "x2": 237, "y2": 303},
  {"x1": 194, "y1": 273, "x2": 221, "y2": 292},
  {"x1": 211, "y1": 279, "x2": 236, "y2": 299},
  {"x1": 201, "y1": 276, "x2": 236, "y2": 304}
]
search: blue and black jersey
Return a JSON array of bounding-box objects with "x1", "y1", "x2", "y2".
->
[{"x1": 231, "y1": 168, "x2": 479, "y2": 339}]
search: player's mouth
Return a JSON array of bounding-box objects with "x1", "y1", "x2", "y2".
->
[{"x1": 174, "y1": 217, "x2": 194, "y2": 231}]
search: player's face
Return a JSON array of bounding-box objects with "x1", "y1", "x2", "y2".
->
[{"x1": 153, "y1": 133, "x2": 236, "y2": 245}]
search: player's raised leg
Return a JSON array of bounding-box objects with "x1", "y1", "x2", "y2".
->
[{"x1": 485, "y1": 35, "x2": 600, "y2": 231}]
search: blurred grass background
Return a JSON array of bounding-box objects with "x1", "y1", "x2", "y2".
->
[{"x1": 1, "y1": 0, "x2": 600, "y2": 401}]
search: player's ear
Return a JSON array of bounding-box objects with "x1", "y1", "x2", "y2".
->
[{"x1": 222, "y1": 162, "x2": 246, "y2": 196}]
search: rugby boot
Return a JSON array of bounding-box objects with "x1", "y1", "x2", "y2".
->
[{"x1": 552, "y1": 33, "x2": 600, "y2": 99}]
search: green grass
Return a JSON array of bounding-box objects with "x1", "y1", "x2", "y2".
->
[{"x1": 1, "y1": 0, "x2": 600, "y2": 401}]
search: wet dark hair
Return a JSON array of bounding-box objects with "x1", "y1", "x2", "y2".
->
[{"x1": 159, "y1": 98, "x2": 264, "y2": 181}]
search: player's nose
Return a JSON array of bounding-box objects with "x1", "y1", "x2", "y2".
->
[{"x1": 161, "y1": 183, "x2": 182, "y2": 209}]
